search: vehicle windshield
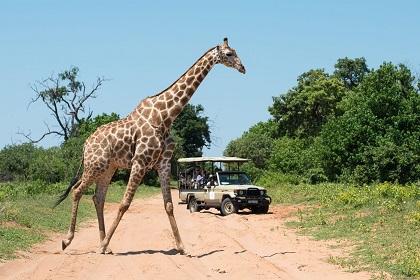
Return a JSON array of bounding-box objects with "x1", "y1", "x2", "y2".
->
[{"x1": 218, "y1": 172, "x2": 252, "y2": 185}]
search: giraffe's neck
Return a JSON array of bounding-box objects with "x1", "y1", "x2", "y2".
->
[{"x1": 134, "y1": 47, "x2": 219, "y2": 131}]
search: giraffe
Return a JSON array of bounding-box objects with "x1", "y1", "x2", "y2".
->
[{"x1": 54, "y1": 38, "x2": 245, "y2": 256}]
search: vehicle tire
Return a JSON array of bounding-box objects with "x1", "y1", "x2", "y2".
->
[
  {"x1": 189, "y1": 197, "x2": 199, "y2": 213},
  {"x1": 220, "y1": 197, "x2": 237, "y2": 216},
  {"x1": 259, "y1": 204, "x2": 269, "y2": 214},
  {"x1": 252, "y1": 204, "x2": 269, "y2": 214}
]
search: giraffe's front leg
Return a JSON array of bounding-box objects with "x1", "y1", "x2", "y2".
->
[
  {"x1": 156, "y1": 157, "x2": 190, "y2": 255},
  {"x1": 97, "y1": 164, "x2": 144, "y2": 254},
  {"x1": 163, "y1": 196, "x2": 190, "y2": 256},
  {"x1": 96, "y1": 199, "x2": 130, "y2": 254}
]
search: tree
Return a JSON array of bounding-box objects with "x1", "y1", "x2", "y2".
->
[
  {"x1": 333, "y1": 57, "x2": 370, "y2": 90},
  {"x1": 318, "y1": 62, "x2": 420, "y2": 183},
  {"x1": 22, "y1": 66, "x2": 108, "y2": 143},
  {"x1": 0, "y1": 143, "x2": 36, "y2": 181},
  {"x1": 269, "y1": 69, "x2": 346, "y2": 138},
  {"x1": 171, "y1": 104, "x2": 211, "y2": 157},
  {"x1": 224, "y1": 122, "x2": 274, "y2": 169},
  {"x1": 77, "y1": 112, "x2": 120, "y2": 138}
]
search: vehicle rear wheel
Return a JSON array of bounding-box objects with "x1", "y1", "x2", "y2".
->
[
  {"x1": 189, "y1": 197, "x2": 199, "y2": 213},
  {"x1": 220, "y1": 197, "x2": 237, "y2": 216}
]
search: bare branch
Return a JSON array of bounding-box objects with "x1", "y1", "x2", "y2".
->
[
  {"x1": 17, "y1": 121, "x2": 65, "y2": 144},
  {"x1": 24, "y1": 67, "x2": 108, "y2": 144}
]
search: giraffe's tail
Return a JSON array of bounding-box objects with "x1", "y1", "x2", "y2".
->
[
  {"x1": 53, "y1": 177, "x2": 81, "y2": 208},
  {"x1": 53, "y1": 148, "x2": 85, "y2": 209}
]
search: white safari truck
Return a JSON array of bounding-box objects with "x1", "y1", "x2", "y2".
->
[{"x1": 177, "y1": 157, "x2": 271, "y2": 216}]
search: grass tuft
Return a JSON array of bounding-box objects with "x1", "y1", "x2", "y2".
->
[{"x1": 260, "y1": 180, "x2": 420, "y2": 278}]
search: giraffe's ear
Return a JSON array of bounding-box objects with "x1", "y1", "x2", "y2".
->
[{"x1": 223, "y1": 38, "x2": 228, "y2": 47}]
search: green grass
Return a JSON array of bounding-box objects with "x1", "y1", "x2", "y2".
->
[
  {"x1": 262, "y1": 181, "x2": 420, "y2": 279},
  {"x1": 0, "y1": 227, "x2": 46, "y2": 260},
  {"x1": 3, "y1": 178, "x2": 420, "y2": 279},
  {"x1": 0, "y1": 180, "x2": 161, "y2": 260}
]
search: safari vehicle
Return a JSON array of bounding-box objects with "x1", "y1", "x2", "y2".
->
[{"x1": 177, "y1": 157, "x2": 271, "y2": 216}]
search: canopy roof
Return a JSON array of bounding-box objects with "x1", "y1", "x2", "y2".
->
[{"x1": 177, "y1": 157, "x2": 250, "y2": 163}]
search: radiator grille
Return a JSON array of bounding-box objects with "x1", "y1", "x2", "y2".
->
[{"x1": 247, "y1": 188, "x2": 260, "y2": 196}]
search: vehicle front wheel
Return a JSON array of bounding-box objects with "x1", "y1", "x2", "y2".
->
[
  {"x1": 189, "y1": 197, "x2": 199, "y2": 213},
  {"x1": 252, "y1": 204, "x2": 269, "y2": 214},
  {"x1": 260, "y1": 204, "x2": 269, "y2": 214},
  {"x1": 220, "y1": 197, "x2": 238, "y2": 216}
]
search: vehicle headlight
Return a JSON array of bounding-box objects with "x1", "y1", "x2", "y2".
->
[
  {"x1": 260, "y1": 190, "x2": 266, "y2": 196},
  {"x1": 238, "y1": 190, "x2": 245, "y2": 196}
]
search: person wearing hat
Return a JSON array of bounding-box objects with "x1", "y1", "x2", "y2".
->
[{"x1": 206, "y1": 174, "x2": 218, "y2": 187}]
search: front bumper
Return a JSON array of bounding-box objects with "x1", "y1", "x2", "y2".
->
[{"x1": 234, "y1": 195, "x2": 272, "y2": 206}]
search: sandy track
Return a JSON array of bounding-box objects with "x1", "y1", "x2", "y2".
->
[{"x1": 0, "y1": 190, "x2": 372, "y2": 279}]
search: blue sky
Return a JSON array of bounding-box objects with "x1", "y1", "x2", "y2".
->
[{"x1": 1, "y1": 1, "x2": 419, "y2": 156}]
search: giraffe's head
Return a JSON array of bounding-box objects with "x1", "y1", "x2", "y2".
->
[{"x1": 216, "y1": 38, "x2": 246, "y2": 74}]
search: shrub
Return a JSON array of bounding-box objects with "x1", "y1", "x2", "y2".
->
[{"x1": 0, "y1": 143, "x2": 36, "y2": 181}]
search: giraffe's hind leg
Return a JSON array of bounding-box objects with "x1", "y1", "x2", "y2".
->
[
  {"x1": 93, "y1": 166, "x2": 117, "y2": 254},
  {"x1": 62, "y1": 174, "x2": 95, "y2": 250}
]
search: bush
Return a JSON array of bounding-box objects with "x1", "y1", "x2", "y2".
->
[
  {"x1": 240, "y1": 162, "x2": 264, "y2": 182},
  {"x1": 256, "y1": 170, "x2": 302, "y2": 187},
  {"x1": 268, "y1": 137, "x2": 306, "y2": 174},
  {"x1": 314, "y1": 63, "x2": 420, "y2": 184},
  {"x1": 28, "y1": 147, "x2": 67, "y2": 183},
  {"x1": 0, "y1": 143, "x2": 36, "y2": 181}
]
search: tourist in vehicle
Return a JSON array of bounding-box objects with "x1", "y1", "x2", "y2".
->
[
  {"x1": 202, "y1": 170, "x2": 210, "y2": 185},
  {"x1": 206, "y1": 174, "x2": 218, "y2": 187},
  {"x1": 238, "y1": 174, "x2": 248, "y2": 184},
  {"x1": 192, "y1": 167, "x2": 202, "y2": 189}
]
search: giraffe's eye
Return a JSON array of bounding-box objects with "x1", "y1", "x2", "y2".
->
[{"x1": 226, "y1": 53, "x2": 233, "y2": 57}]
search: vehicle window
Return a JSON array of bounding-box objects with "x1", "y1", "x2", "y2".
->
[
  {"x1": 219, "y1": 173, "x2": 252, "y2": 185},
  {"x1": 235, "y1": 173, "x2": 251, "y2": 185},
  {"x1": 219, "y1": 176, "x2": 229, "y2": 185}
]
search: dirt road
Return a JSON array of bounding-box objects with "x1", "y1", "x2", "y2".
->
[{"x1": 0, "y1": 190, "x2": 373, "y2": 279}]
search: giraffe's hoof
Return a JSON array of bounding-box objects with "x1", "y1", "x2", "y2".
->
[
  {"x1": 179, "y1": 249, "x2": 191, "y2": 257},
  {"x1": 97, "y1": 247, "x2": 113, "y2": 255},
  {"x1": 62, "y1": 239, "x2": 70, "y2": 251},
  {"x1": 105, "y1": 248, "x2": 113, "y2": 255}
]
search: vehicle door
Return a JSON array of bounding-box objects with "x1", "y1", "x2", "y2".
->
[
  {"x1": 203, "y1": 183, "x2": 217, "y2": 204},
  {"x1": 203, "y1": 174, "x2": 220, "y2": 204}
]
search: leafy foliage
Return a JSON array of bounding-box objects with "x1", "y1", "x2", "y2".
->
[
  {"x1": 333, "y1": 57, "x2": 370, "y2": 89},
  {"x1": 0, "y1": 143, "x2": 81, "y2": 184},
  {"x1": 226, "y1": 58, "x2": 420, "y2": 184},
  {"x1": 269, "y1": 69, "x2": 347, "y2": 138},
  {"x1": 318, "y1": 63, "x2": 420, "y2": 183},
  {"x1": 25, "y1": 66, "x2": 108, "y2": 143},
  {"x1": 224, "y1": 122, "x2": 274, "y2": 169},
  {"x1": 171, "y1": 104, "x2": 211, "y2": 157},
  {"x1": 77, "y1": 112, "x2": 120, "y2": 138},
  {"x1": 0, "y1": 143, "x2": 36, "y2": 181},
  {"x1": 1, "y1": 100, "x2": 212, "y2": 183}
]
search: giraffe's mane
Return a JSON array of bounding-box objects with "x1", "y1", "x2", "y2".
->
[{"x1": 148, "y1": 46, "x2": 216, "y2": 98}]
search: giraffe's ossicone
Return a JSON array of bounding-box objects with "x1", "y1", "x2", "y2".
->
[{"x1": 54, "y1": 38, "x2": 245, "y2": 256}]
